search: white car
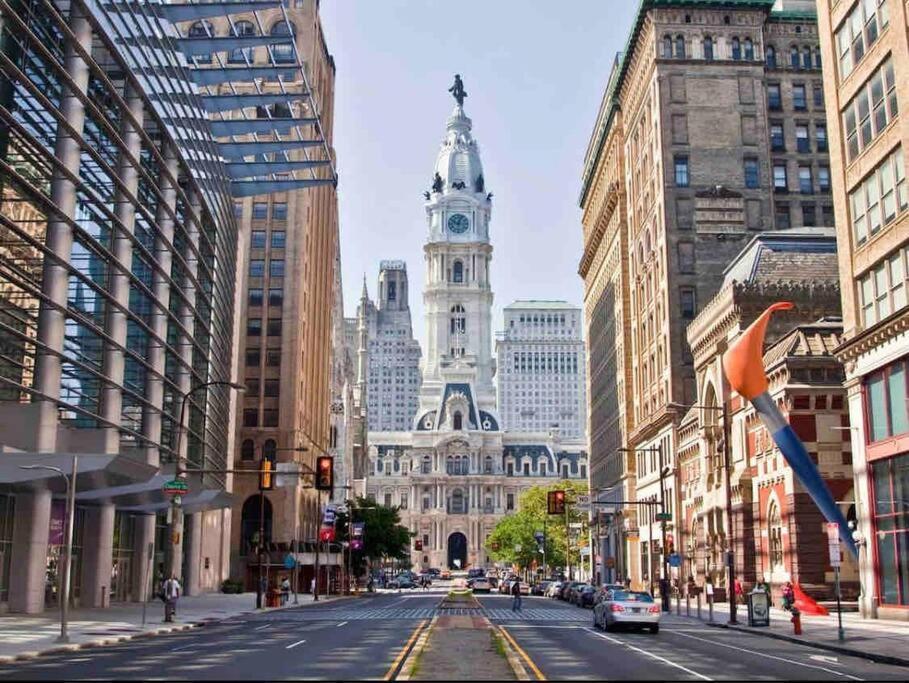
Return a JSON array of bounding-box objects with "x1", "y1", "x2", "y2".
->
[
  {"x1": 471, "y1": 578, "x2": 492, "y2": 593},
  {"x1": 546, "y1": 581, "x2": 563, "y2": 598},
  {"x1": 593, "y1": 589, "x2": 661, "y2": 633}
]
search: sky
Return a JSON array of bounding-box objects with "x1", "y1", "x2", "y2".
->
[{"x1": 320, "y1": 0, "x2": 638, "y2": 348}]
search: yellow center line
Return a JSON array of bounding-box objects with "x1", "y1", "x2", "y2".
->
[
  {"x1": 498, "y1": 625, "x2": 546, "y2": 681},
  {"x1": 383, "y1": 619, "x2": 428, "y2": 681}
]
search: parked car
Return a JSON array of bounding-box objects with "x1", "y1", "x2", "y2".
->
[
  {"x1": 568, "y1": 582, "x2": 589, "y2": 605},
  {"x1": 486, "y1": 576, "x2": 499, "y2": 589},
  {"x1": 468, "y1": 568, "x2": 486, "y2": 579},
  {"x1": 440, "y1": 569, "x2": 452, "y2": 580},
  {"x1": 594, "y1": 584, "x2": 625, "y2": 605},
  {"x1": 546, "y1": 581, "x2": 563, "y2": 598},
  {"x1": 593, "y1": 590, "x2": 661, "y2": 633},
  {"x1": 471, "y1": 577, "x2": 493, "y2": 593},
  {"x1": 577, "y1": 584, "x2": 598, "y2": 608},
  {"x1": 518, "y1": 581, "x2": 530, "y2": 595},
  {"x1": 428, "y1": 567, "x2": 441, "y2": 576},
  {"x1": 560, "y1": 581, "x2": 581, "y2": 601},
  {"x1": 531, "y1": 581, "x2": 551, "y2": 596}
]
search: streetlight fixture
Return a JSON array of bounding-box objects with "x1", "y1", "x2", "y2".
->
[
  {"x1": 167, "y1": 380, "x2": 244, "y2": 618},
  {"x1": 668, "y1": 400, "x2": 737, "y2": 624},
  {"x1": 20, "y1": 456, "x2": 78, "y2": 643}
]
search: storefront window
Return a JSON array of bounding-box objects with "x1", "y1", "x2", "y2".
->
[
  {"x1": 0, "y1": 495, "x2": 14, "y2": 603},
  {"x1": 111, "y1": 512, "x2": 136, "y2": 602},
  {"x1": 871, "y1": 453, "x2": 909, "y2": 605}
]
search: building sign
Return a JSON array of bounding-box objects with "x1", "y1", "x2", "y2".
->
[
  {"x1": 48, "y1": 500, "x2": 66, "y2": 545},
  {"x1": 351, "y1": 522, "x2": 365, "y2": 551}
]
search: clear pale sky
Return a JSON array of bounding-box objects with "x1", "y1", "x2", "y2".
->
[{"x1": 320, "y1": 0, "x2": 638, "y2": 348}]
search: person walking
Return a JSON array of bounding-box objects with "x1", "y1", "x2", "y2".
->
[
  {"x1": 280, "y1": 576, "x2": 291, "y2": 606},
  {"x1": 781, "y1": 581, "x2": 795, "y2": 612},
  {"x1": 162, "y1": 574, "x2": 181, "y2": 623},
  {"x1": 511, "y1": 578, "x2": 522, "y2": 612}
]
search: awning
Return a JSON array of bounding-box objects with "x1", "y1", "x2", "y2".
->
[
  {"x1": 0, "y1": 452, "x2": 157, "y2": 496},
  {"x1": 76, "y1": 472, "x2": 232, "y2": 514}
]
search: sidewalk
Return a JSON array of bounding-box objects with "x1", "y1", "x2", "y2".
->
[
  {"x1": 675, "y1": 597, "x2": 909, "y2": 667},
  {"x1": 0, "y1": 591, "x2": 350, "y2": 663}
]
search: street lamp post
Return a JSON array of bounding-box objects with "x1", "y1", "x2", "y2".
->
[
  {"x1": 168, "y1": 381, "x2": 243, "y2": 617},
  {"x1": 20, "y1": 456, "x2": 78, "y2": 643}
]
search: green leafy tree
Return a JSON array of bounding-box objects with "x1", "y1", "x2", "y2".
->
[
  {"x1": 335, "y1": 496, "x2": 413, "y2": 577},
  {"x1": 485, "y1": 481, "x2": 589, "y2": 575}
]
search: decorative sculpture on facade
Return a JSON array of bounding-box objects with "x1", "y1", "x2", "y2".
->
[{"x1": 432, "y1": 172, "x2": 443, "y2": 193}]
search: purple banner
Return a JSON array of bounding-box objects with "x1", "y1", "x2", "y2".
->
[{"x1": 48, "y1": 500, "x2": 66, "y2": 545}]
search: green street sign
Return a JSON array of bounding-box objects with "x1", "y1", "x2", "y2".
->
[
  {"x1": 163, "y1": 479, "x2": 189, "y2": 496},
  {"x1": 656, "y1": 512, "x2": 672, "y2": 522}
]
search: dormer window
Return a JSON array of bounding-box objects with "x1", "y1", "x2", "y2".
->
[{"x1": 453, "y1": 411, "x2": 463, "y2": 430}]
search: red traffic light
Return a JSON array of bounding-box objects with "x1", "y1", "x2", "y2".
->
[
  {"x1": 547, "y1": 490, "x2": 566, "y2": 515},
  {"x1": 315, "y1": 455, "x2": 333, "y2": 491}
]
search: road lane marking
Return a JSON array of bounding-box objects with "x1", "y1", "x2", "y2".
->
[
  {"x1": 254, "y1": 624, "x2": 271, "y2": 631},
  {"x1": 383, "y1": 619, "x2": 428, "y2": 681},
  {"x1": 336, "y1": 621, "x2": 348, "y2": 627},
  {"x1": 584, "y1": 628, "x2": 712, "y2": 681},
  {"x1": 664, "y1": 630, "x2": 862, "y2": 680},
  {"x1": 498, "y1": 625, "x2": 546, "y2": 681},
  {"x1": 285, "y1": 639, "x2": 306, "y2": 649}
]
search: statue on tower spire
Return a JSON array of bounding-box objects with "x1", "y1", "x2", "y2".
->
[{"x1": 449, "y1": 74, "x2": 467, "y2": 107}]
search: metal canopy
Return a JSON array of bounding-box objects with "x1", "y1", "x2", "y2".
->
[
  {"x1": 230, "y1": 178, "x2": 335, "y2": 198},
  {"x1": 225, "y1": 159, "x2": 331, "y2": 178},
  {"x1": 175, "y1": 35, "x2": 291, "y2": 59},
  {"x1": 0, "y1": 452, "x2": 157, "y2": 495},
  {"x1": 209, "y1": 117, "x2": 317, "y2": 137},
  {"x1": 190, "y1": 65, "x2": 300, "y2": 87},
  {"x1": 219, "y1": 140, "x2": 323, "y2": 159},
  {"x1": 159, "y1": 1, "x2": 282, "y2": 23},
  {"x1": 76, "y1": 472, "x2": 233, "y2": 514},
  {"x1": 201, "y1": 92, "x2": 308, "y2": 114}
]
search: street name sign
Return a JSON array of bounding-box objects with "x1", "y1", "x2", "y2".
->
[{"x1": 163, "y1": 479, "x2": 188, "y2": 496}]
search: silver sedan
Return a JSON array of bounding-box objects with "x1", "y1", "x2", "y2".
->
[{"x1": 592, "y1": 590, "x2": 661, "y2": 633}]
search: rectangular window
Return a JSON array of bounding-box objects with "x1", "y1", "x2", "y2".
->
[
  {"x1": 267, "y1": 318, "x2": 282, "y2": 336},
  {"x1": 816, "y1": 124, "x2": 828, "y2": 151},
  {"x1": 266, "y1": 350, "x2": 281, "y2": 367},
  {"x1": 865, "y1": 358, "x2": 909, "y2": 442},
  {"x1": 835, "y1": 0, "x2": 889, "y2": 80},
  {"x1": 263, "y1": 410, "x2": 279, "y2": 427},
  {"x1": 796, "y1": 125, "x2": 810, "y2": 153},
  {"x1": 249, "y1": 260, "x2": 265, "y2": 277},
  {"x1": 252, "y1": 202, "x2": 268, "y2": 220},
  {"x1": 243, "y1": 409, "x2": 258, "y2": 427},
  {"x1": 680, "y1": 287, "x2": 696, "y2": 319},
  {"x1": 792, "y1": 84, "x2": 807, "y2": 110},
  {"x1": 799, "y1": 166, "x2": 813, "y2": 194},
  {"x1": 248, "y1": 288, "x2": 263, "y2": 307},
  {"x1": 268, "y1": 288, "x2": 284, "y2": 307},
  {"x1": 271, "y1": 231, "x2": 286, "y2": 249},
  {"x1": 269, "y1": 260, "x2": 285, "y2": 278},
  {"x1": 264, "y1": 380, "x2": 280, "y2": 397},
  {"x1": 813, "y1": 84, "x2": 824, "y2": 109},
  {"x1": 233, "y1": 201, "x2": 244, "y2": 218},
  {"x1": 843, "y1": 58, "x2": 898, "y2": 161},
  {"x1": 775, "y1": 203, "x2": 791, "y2": 229},
  {"x1": 251, "y1": 230, "x2": 266, "y2": 249},
  {"x1": 506, "y1": 493, "x2": 515, "y2": 511},
  {"x1": 768, "y1": 83, "x2": 782, "y2": 110},
  {"x1": 674, "y1": 155, "x2": 689, "y2": 187},
  {"x1": 773, "y1": 164, "x2": 788, "y2": 192},
  {"x1": 272, "y1": 202, "x2": 288, "y2": 220},
  {"x1": 818, "y1": 166, "x2": 831, "y2": 192},
  {"x1": 678, "y1": 242, "x2": 695, "y2": 273},
  {"x1": 850, "y1": 146, "x2": 908, "y2": 245},
  {"x1": 858, "y1": 246, "x2": 909, "y2": 327},
  {"x1": 770, "y1": 123, "x2": 785, "y2": 151},
  {"x1": 246, "y1": 378, "x2": 260, "y2": 397},
  {"x1": 802, "y1": 203, "x2": 817, "y2": 227},
  {"x1": 870, "y1": 453, "x2": 909, "y2": 606},
  {"x1": 247, "y1": 318, "x2": 262, "y2": 336},
  {"x1": 246, "y1": 349, "x2": 260, "y2": 367},
  {"x1": 822, "y1": 204, "x2": 835, "y2": 226},
  {"x1": 744, "y1": 158, "x2": 760, "y2": 189}
]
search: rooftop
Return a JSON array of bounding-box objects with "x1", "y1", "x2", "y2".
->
[
  {"x1": 722, "y1": 227, "x2": 839, "y2": 288},
  {"x1": 504, "y1": 300, "x2": 580, "y2": 311}
]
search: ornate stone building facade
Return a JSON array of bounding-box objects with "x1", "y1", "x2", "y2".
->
[
  {"x1": 816, "y1": 0, "x2": 909, "y2": 619},
  {"x1": 579, "y1": 0, "x2": 832, "y2": 590},
  {"x1": 367, "y1": 86, "x2": 586, "y2": 571}
]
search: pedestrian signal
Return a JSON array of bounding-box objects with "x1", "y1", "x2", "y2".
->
[
  {"x1": 315, "y1": 455, "x2": 334, "y2": 491},
  {"x1": 547, "y1": 490, "x2": 566, "y2": 515},
  {"x1": 259, "y1": 457, "x2": 274, "y2": 491}
]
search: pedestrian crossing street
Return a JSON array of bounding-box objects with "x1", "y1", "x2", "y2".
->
[{"x1": 252, "y1": 606, "x2": 591, "y2": 622}]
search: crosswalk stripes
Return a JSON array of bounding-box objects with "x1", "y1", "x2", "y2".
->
[
  {"x1": 250, "y1": 606, "x2": 592, "y2": 622},
  {"x1": 483, "y1": 608, "x2": 591, "y2": 622}
]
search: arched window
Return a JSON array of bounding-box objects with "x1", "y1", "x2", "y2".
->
[
  {"x1": 790, "y1": 45, "x2": 800, "y2": 68},
  {"x1": 452, "y1": 260, "x2": 464, "y2": 283},
  {"x1": 663, "y1": 35, "x2": 673, "y2": 59},
  {"x1": 422, "y1": 455, "x2": 431, "y2": 474},
  {"x1": 450, "y1": 304, "x2": 466, "y2": 335},
  {"x1": 765, "y1": 45, "x2": 776, "y2": 69},
  {"x1": 229, "y1": 20, "x2": 256, "y2": 64},
  {"x1": 241, "y1": 439, "x2": 255, "y2": 461},
  {"x1": 188, "y1": 21, "x2": 213, "y2": 63},
  {"x1": 731, "y1": 37, "x2": 741, "y2": 60},
  {"x1": 675, "y1": 35, "x2": 686, "y2": 59},
  {"x1": 703, "y1": 35, "x2": 714, "y2": 61},
  {"x1": 446, "y1": 455, "x2": 454, "y2": 474},
  {"x1": 484, "y1": 455, "x2": 493, "y2": 474},
  {"x1": 802, "y1": 47, "x2": 811, "y2": 69},
  {"x1": 240, "y1": 495, "x2": 272, "y2": 556},
  {"x1": 453, "y1": 411, "x2": 463, "y2": 431},
  {"x1": 263, "y1": 439, "x2": 277, "y2": 460},
  {"x1": 270, "y1": 21, "x2": 295, "y2": 64},
  {"x1": 376, "y1": 459, "x2": 383, "y2": 474},
  {"x1": 768, "y1": 500, "x2": 784, "y2": 568},
  {"x1": 743, "y1": 38, "x2": 754, "y2": 60}
]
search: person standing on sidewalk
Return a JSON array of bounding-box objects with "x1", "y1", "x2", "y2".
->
[
  {"x1": 162, "y1": 574, "x2": 181, "y2": 623},
  {"x1": 734, "y1": 578, "x2": 745, "y2": 604},
  {"x1": 280, "y1": 576, "x2": 291, "y2": 606},
  {"x1": 511, "y1": 578, "x2": 522, "y2": 612}
]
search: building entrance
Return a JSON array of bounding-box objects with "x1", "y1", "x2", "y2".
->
[{"x1": 447, "y1": 532, "x2": 467, "y2": 569}]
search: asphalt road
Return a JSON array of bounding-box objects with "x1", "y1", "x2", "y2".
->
[
  {"x1": 1, "y1": 588, "x2": 906, "y2": 680},
  {"x1": 480, "y1": 594, "x2": 909, "y2": 681}
]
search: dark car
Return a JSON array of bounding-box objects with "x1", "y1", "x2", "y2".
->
[
  {"x1": 560, "y1": 581, "x2": 580, "y2": 601},
  {"x1": 467, "y1": 568, "x2": 486, "y2": 579},
  {"x1": 578, "y1": 584, "x2": 598, "y2": 608},
  {"x1": 396, "y1": 576, "x2": 416, "y2": 589},
  {"x1": 568, "y1": 583, "x2": 588, "y2": 605},
  {"x1": 531, "y1": 580, "x2": 551, "y2": 596}
]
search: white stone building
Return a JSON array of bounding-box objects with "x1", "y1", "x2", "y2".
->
[
  {"x1": 366, "y1": 84, "x2": 587, "y2": 571},
  {"x1": 496, "y1": 302, "x2": 587, "y2": 439}
]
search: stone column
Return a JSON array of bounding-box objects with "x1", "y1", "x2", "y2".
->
[
  {"x1": 184, "y1": 512, "x2": 202, "y2": 596},
  {"x1": 99, "y1": 85, "x2": 144, "y2": 453},
  {"x1": 80, "y1": 504, "x2": 115, "y2": 608},
  {"x1": 132, "y1": 514, "x2": 156, "y2": 603},
  {"x1": 33, "y1": 5, "x2": 92, "y2": 452},
  {"x1": 9, "y1": 490, "x2": 52, "y2": 613}
]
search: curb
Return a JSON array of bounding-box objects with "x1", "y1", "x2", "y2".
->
[
  {"x1": 397, "y1": 616, "x2": 436, "y2": 681},
  {"x1": 707, "y1": 621, "x2": 909, "y2": 668},
  {"x1": 495, "y1": 626, "x2": 531, "y2": 681}
]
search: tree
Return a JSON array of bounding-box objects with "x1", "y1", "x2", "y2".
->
[
  {"x1": 485, "y1": 480, "x2": 589, "y2": 575},
  {"x1": 335, "y1": 497, "x2": 413, "y2": 577}
]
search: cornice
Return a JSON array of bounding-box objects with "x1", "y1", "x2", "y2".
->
[
  {"x1": 835, "y1": 308, "x2": 909, "y2": 363},
  {"x1": 579, "y1": 182, "x2": 622, "y2": 277}
]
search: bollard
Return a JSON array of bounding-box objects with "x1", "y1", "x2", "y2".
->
[
  {"x1": 696, "y1": 592, "x2": 702, "y2": 620},
  {"x1": 676, "y1": 592, "x2": 681, "y2": 616},
  {"x1": 686, "y1": 593, "x2": 691, "y2": 617},
  {"x1": 708, "y1": 594, "x2": 714, "y2": 623},
  {"x1": 791, "y1": 607, "x2": 802, "y2": 635}
]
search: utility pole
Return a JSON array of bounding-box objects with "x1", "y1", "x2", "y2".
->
[
  {"x1": 565, "y1": 497, "x2": 571, "y2": 581},
  {"x1": 658, "y1": 451, "x2": 670, "y2": 613},
  {"x1": 721, "y1": 399, "x2": 737, "y2": 624}
]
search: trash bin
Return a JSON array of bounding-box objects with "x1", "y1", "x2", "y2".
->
[{"x1": 747, "y1": 590, "x2": 771, "y2": 627}]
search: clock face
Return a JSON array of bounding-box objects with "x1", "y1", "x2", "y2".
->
[{"x1": 448, "y1": 213, "x2": 469, "y2": 234}]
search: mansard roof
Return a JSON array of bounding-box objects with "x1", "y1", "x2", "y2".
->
[{"x1": 722, "y1": 227, "x2": 838, "y2": 288}]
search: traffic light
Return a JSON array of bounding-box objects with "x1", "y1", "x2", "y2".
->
[
  {"x1": 315, "y1": 455, "x2": 334, "y2": 491},
  {"x1": 547, "y1": 490, "x2": 566, "y2": 515},
  {"x1": 259, "y1": 457, "x2": 274, "y2": 491}
]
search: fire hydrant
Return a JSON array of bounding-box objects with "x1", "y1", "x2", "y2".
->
[{"x1": 791, "y1": 607, "x2": 802, "y2": 635}]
